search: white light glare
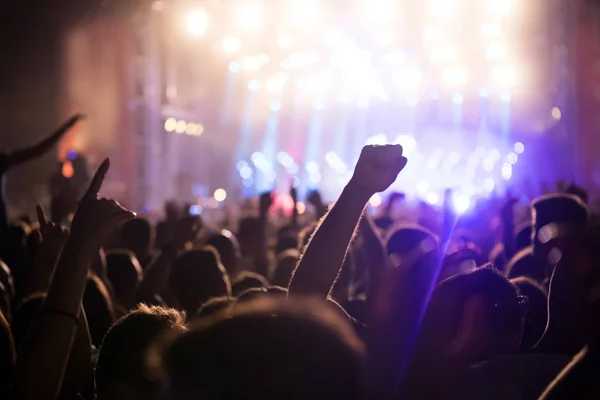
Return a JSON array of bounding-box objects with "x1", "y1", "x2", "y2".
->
[
  {"x1": 214, "y1": 188, "x2": 227, "y2": 202},
  {"x1": 482, "y1": 23, "x2": 501, "y2": 37},
  {"x1": 492, "y1": 67, "x2": 517, "y2": 88},
  {"x1": 186, "y1": 10, "x2": 209, "y2": 36},
  {"x1": 486, "y1": 44, "x2": 507, "y2": 59},
  {"x1": 426, "y1": 192, "x2": 439, "y2": 205},
  {"x1": 551, "y1": 106, "x2": 562, "y2": 120},
  {"x1": 483, "y1": 178, "x2": 495, "y2": 193},
  {"x1": 247, "y1": 79, "x2": 261, "y2": 91},
  {"x1": 501, "y1": 163, "x2": 513, "y2": 180},
  {"x1": 369, "y1": 193, "x2": 383, "y2": 207},
  {"x1": 236, "y1": 5, "x2": 261, "y2": 30},
  {"x1": 453, "y1": 194, "x2": 472, "y2": 214},
  {"x1": 514, "y1": 142, "x2": 525, "y2": 154},
  {"x1": 222, "y1": 37, "x2": 242, "y2": 53},
  {"x1": 277, "y1": 35, "x2": 292, "y2": 49},
  {"x1": 443, "y1": 68, "x2": 467, "y2": 87}
]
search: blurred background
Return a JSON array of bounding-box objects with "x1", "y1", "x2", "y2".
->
[{"x1": 0, "y1": 0, "x2": 599, "y2": 216}]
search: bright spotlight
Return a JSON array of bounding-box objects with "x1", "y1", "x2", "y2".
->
[
  {"x1": 247, "y1": 79, "x2": 261, "y2": 91},
  {"x1": 186, "y1": 10, "x2": 209, "y2": 36},
  {"x1": 452, "y1": 93, "x2": 464, "y2": 104},
  {"x1": 394, "y1": 68, "x2": 423, "y2": 91},
  {"x1": 228, "y1": 61, "x2": 241, "y2": 73},
  {"x1": 551, "y1": 106, "x2": 562, "y2": 120},
  {"x1": 266, "y1": 72, "x2": 288, "y2": 93},
  {"x1": 214, "y1": 188, "x2": 227, "y2": 202},
  {"x1": 483, "y1": 178, "x2": 495, "y2": 193},
  {"x1": 443, "y1": 68, "x2": 467, "y2": 87},
  {"x1": 313, "y1": 100, "x2": 326, "y2": 110},
  {"x1": 453, "y1": 194, "x2": 472, "y2": 214},
  {"x1": 369, "y1": 193, "x2": 382, "y2": 207},
  {"x1": 501, "y1": 163, "x2": 513, "y2": 180},
  {"x1": 417, "y1": 180, "x2": 430, "y2": 193},
  {"x1": 491, "y1": 67, "x2": 517, "y2": 88},
  {"x1": 269, "y1": 100, "x2": 282, "y2": 112},
  {"x1": 394, "y1": 134, "x2": 417, "y2": 153},
  {"x1": 239, "y1": 166, "x2": 253, "y2": 179},
  {"x1": 277, "y1": 35, "x2": 292, "y2": 49},
  {"x1": 365, "y1": 134, "x2": 388, "y2": 146},
  {"x1": 164, "y1": 118, "x2": 177, "y2": 132},
  {"x1": 482, "y1": 23, "x2": 501, "y2": 37},
  {"x1": 288, "y1": 0, "x2": 320, "y2": 27},
  {"x1": 514, "y1": 142, "x2": 525, "y2": 154},
  {"x1": 236, "y1": 5, "x2": 261, "y2": 30},
  {"x1": 506, "y1": 152, "x2": 518, "y2": 165},
  {"x1": 486, "y1": 0, "x2": 512, "y2": 16},
  {"x1": 424, "y1": 26, "x2": 443, "y2": 41},
  {"x1": 426, "y1": 192, "x2": 439, "y2": 205},
  {"x1": 175, "y1": 120, "x2": 187, "y2": 134},
  {"x1": 222, "y1": 37, "x2": 242, "y2": 53},
  {"x1": 486, "y1": 44, "x2": 507, "y2": 59}
]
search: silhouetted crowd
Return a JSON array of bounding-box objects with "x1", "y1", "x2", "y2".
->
[{"x1": 0, "y1": 116, "x2": 599, "y2": 399}]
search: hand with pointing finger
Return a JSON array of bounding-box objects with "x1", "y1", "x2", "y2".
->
[{"x1": 70, "y1": 158, "x2": 135, "y2": 249}]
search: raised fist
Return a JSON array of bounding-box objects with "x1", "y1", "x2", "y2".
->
[
  {"x1": 348, "y1": 145, "x2": 407, "y2": 196},
  {"x1": 36, "y1": 205, "x2": 69, "y2": 247}
]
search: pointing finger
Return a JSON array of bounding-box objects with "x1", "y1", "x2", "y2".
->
[
  {"x1": 84, "y1": 158, "x2": 110, "y2": 200},
  {"x1": 36, "y1": 205, "x2": 47, "y2": 228}
]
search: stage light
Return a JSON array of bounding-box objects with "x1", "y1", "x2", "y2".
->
[
  {"x1": 237, "y1": 160, "x2": 248, "y2": 170},
  {"x1": 266, "y1": 73, "x2": 288, "y2": 93},
  {"x1": 164, "y1": 118, "x2": 176, "y2": 132},
  {"x1": 214, "y1": 188, "x2": 227, "y2": 202},
  {"x1": 269, "y1": 100, "x2": 282, "y2": 112},
  {"x1": 369, "y1": 193, "x2": 382, "y2": 207},
  {"x1": 453, "y1": 194, "x2": 472, "y2": 214},
  {"x1": 426, "y1": 192, "x2": 439, "y2": 205},
  {"x1": 313, "y1": 101, "x2": 326, "y2": 110},
  {"x1": 185, "y1": 123, "x2": 197, "y2": 135},
  {"x1": 394, "y1": 68, "x2": 423, "y2": 91},
  {"x1": 506, "y1": 152, "x2": 518, "y2": 165},
  {"x1": 287, "y1": 0, "x2": 320, "y2": 27},
  {"x1": 501, "y1": 163, "x2": 512, "y2": 180},
  {"x1": 443, "y1": 68, "x2": 467, "y2": 87},
  {"x1": 486, "y1": 44, "x2": 507, "y2": 59},
  {"x1": 514, "y1": 142, "x2": 525, "y2": 154},
  {"x1": 242, "y1": 54, "x2": 269, "y2": 71},
  {"x1": 483, "y1": 158, "x2": 495, "y2": 172},
  {"x1": 243, "y1": 178, "x2": 254, "y2": 187},
  {"x1": 486, "y1": 0, "x2": 512, "y2": 16},
  {"x1": 478, "y1": 87, "x2": 490, "y2": 97},
  {"x1": 265, "y1": 170, "x2": 276, "y2": 182},
  {"x1": 276, "y1": 152, "x2": 294, "y2": 168},
  {"x1": 365, "y1": 134, "x2": 388, "y2": 146},
  {"x1": 175, "y1": 120, "x2": 187, "y2": 134},
  {"x1": 452, "y1": 93, "x2": 464, "y2": 104},
  {"x1": 417, "y1": 180, "x2": 430, "y2": 193},
  {"x1": 186, "y1": 10, "x2": 209, "y2": 36},
  {"x1": 236, "y1": 5, "x2": 261, "y2": 30},
  {"x1": 222, "y1": 37, "x2": 242, "y2": 53},
  {"x1": 482, "y1": 23, "x2": 501, "y2": 37},
  {"x1": 491, "y1": 66, "x2": 517, "y2": 88},
  {"x1": 501, "y1": 93, "x2": 512, "y2": 102},
  {"x1": 239, "y1": 165, "x2": 253, "y2": 179},
  {"x1": 376, "y1": 30, "x2": 395, "y2": 46},
  {"x1": 394, "y1": 135, "x2": 417, "y2": 153},
  {"x1": 309, "y1": 172, "x2": 321, "y2": 184},
  {"x1": 248, "y1": 79, "x2": 261, "y2": 91},
  {"x1": 430, "y1": 0, "x2": 456, "y2": 18},
  {"x1": 483, "y1": 178, "x2": 495, "y2": 192},
  {"x1": 228, "y1": 61, "x2": 241, "y2": 73},
  {"x1": 305, "y1": 161, "x2": 319, "y2": 174},
  {"x1": 551, "y1": 106, "x2": 562, "y2": 120},
  {"x1": 429, "y1": 47, "x2": 455, "y2": 63},
  {"x1": 297, "y1": 202, "x2": 306, "y2": 215},
  {"x1": 424, "y1": 26, "x2": 442, "y2": 41},
  {"x1": 277, "y1": 34, "x2": 292, "y2": 49},
  {"x1": 407, "y1": 96, "x2": 419, "y2": 106}
]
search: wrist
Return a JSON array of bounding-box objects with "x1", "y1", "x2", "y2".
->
[{"x1": 344, "y1": 180, "x2": 375, "y2": 204}]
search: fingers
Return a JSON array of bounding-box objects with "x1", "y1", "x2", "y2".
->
[
  {"x1": 36, "y1": 205, "x2": 47, "y2": 228},
  {"x1": 84, "y1": 158, "x2": 110, "y2": 200}
]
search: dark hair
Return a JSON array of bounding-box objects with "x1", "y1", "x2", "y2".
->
[
  {"x1": 205, "y1": 233, "x2": 239, "y2": 276},
  {"x1": 197, "y1": 297, "x2": 234, "y2": 318},
  {"x1": 505, "y1": 247, "x2": 544, "y2": 282},
  {"x1": 272, "y1": 249, "x2": 299, "y2": 288},
  {"x1": 231, "y1": 271, "x2": 268, "y2": 297},
  {"x1": 386, "y1": 224, "x2": 437, "y2": 256},
  {"x1": 84, "y1": 276, "x2": 118, "y2": 347},
  {"x1": 154, "y1": 299, "x2": 365, "y2": 400},
  {"x1": 95, "y1": 304, "x2": 186, "y2": 400},
  {"x1": 169, "y1": 249, "x2": 231, "y2": 314},
  {"x1": 428, "y1": 267, "x2": 524, "y2": 352},
  {"x1": 105, "y1": 250, "x2": 143, "y2": 308},
  {"x1": 121, "y1": 218, "x2": 153, "y2": 251},
  {"x1": 510, "y1": 276, "x2": 548, "y2": 353}
]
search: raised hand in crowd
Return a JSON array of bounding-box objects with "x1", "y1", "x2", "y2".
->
[
  {"x1": 288, "y1": 144, "x2": 407, "y2": 298},
  {"x1": 13, "y1": 158, "x2": 134, "y2": 400}
]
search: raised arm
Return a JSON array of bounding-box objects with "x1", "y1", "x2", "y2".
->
[
  {"x1": 288, "y1": 145, "x2": 407, "y2": 298},
  {"x1": 135, "y1": 242, "x2": 178, "y2": 304},
  {"x1": 12, "y1": 159, "x2": 134, "y2": 400},
  {"x1": 3, "y1": 115, "x2": 83, "y2": 170}
]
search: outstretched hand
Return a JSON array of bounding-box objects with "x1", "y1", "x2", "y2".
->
[
  {"x1": 348, "y1": 145, "x2": 407, "y2": 197},
  {"x1": 70, "y1": 158, "x2": 135, "y2": 248}
]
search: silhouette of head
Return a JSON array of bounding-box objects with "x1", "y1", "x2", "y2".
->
[
  {"x1": 205, "y1": 232, "x2": 240, "y2": 277},
  {"x1": 231, "y1": 271, "x2": 268, "y2": 297},
  {"x1": 106, "y1": 250, "x2": 143, "y2": 309},
  {"x1": 510, "y1": 276, "x2": 547, "y2": 352},
  {"x1": 154, "y1": 299, "x2": 365, "y2": 400},
  {"x1": 95, "y1": 304, "x2": 186, "y2": 400},
  {"x1": 169, "y1": 248, "x2": 231, "y2": 315},
  {"x1": 120, "y1": 218, "x2": 154, "y2": 265},
  {"x1": 272, "y1": 249, "x2": 299, "y2": 288}
]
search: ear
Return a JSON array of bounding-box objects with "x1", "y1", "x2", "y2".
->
[{"x1": 445, "y1": 295, "x2": 487, "y2": 359}]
